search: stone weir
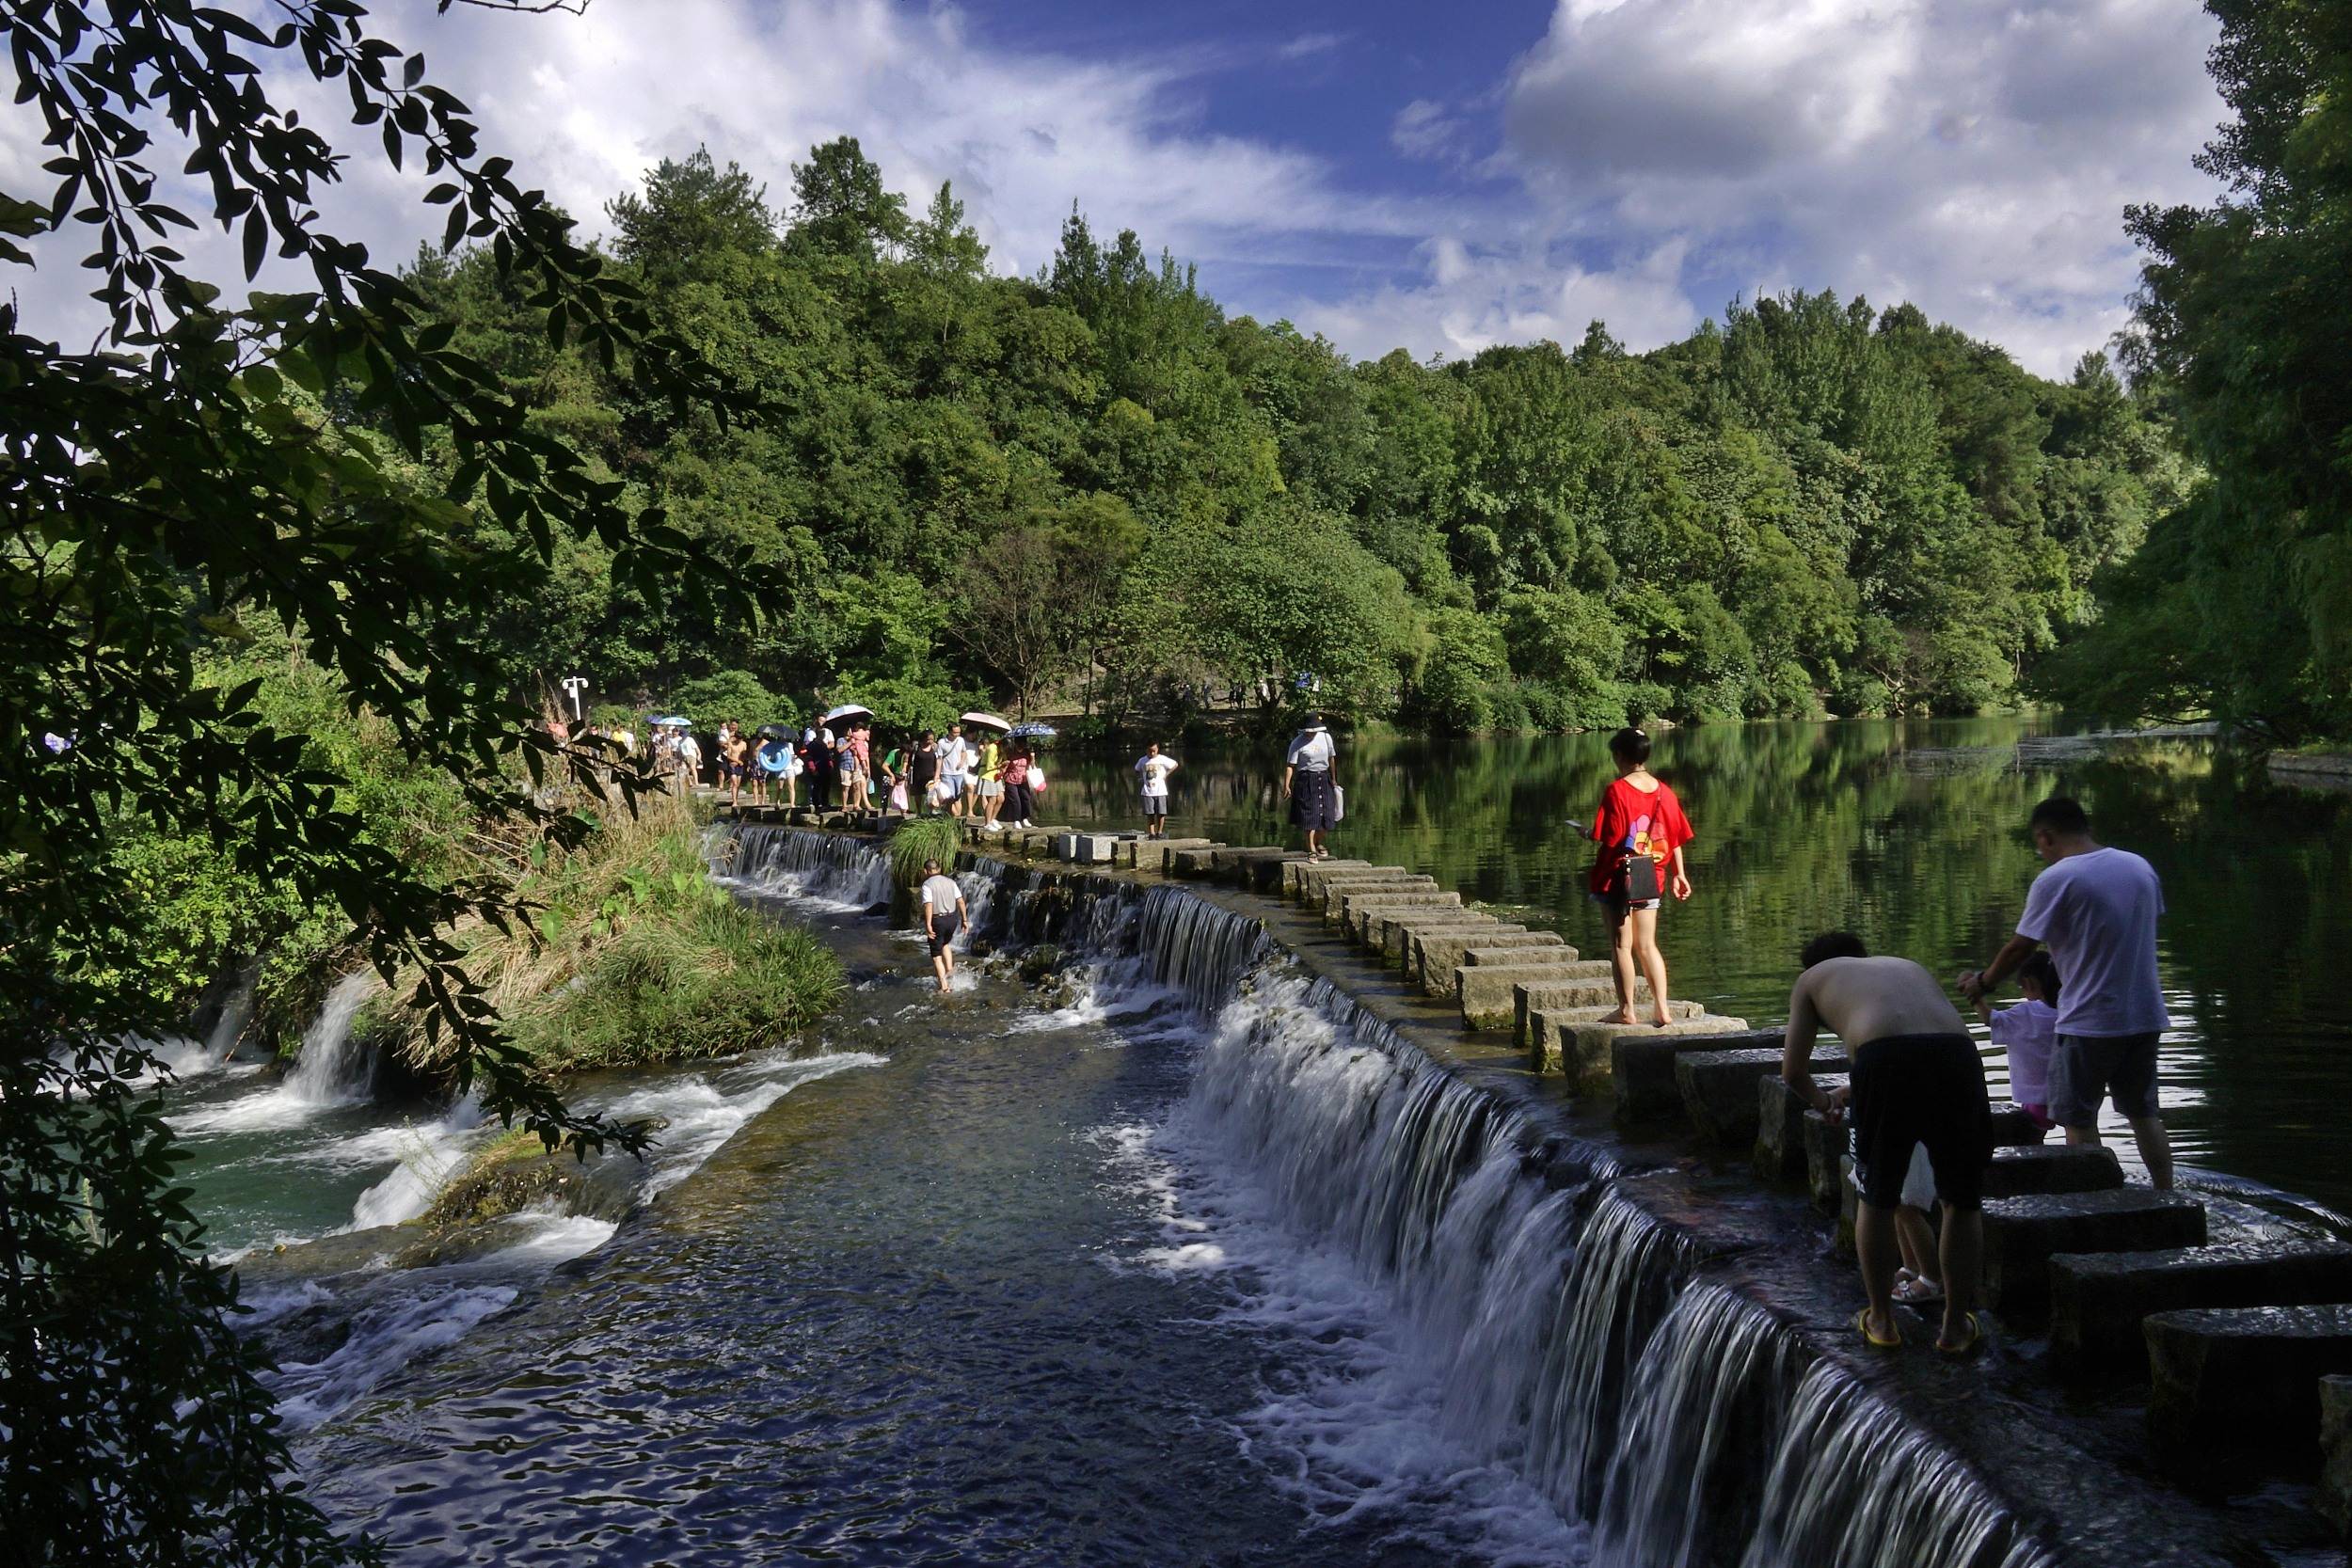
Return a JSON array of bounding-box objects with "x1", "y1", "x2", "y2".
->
[{"x1": 716, "y1": 808, "x2": 2351, "y2": 1566}]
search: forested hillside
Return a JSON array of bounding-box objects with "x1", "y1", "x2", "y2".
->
[{"x1": 414, "y1": 139, "x2": 2188, "y2": 733}]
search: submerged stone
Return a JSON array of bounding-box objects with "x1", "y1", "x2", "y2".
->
[{"x1": 1980, "y1": 1143, "x2": 2122, "y2": 1200}]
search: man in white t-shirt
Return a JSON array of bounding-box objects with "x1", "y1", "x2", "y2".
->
[
  {"x1": 936, "y1": 725, "x2": 972, "y2": 818},
  {"x1": 1134, "y1": 741, "x2": 1181, "y2": 839},
  {"x1": 1960, "y1": 797, "x2": 2174, "y2": 1188},
  {"x1": 918, "y1": 858, "x2": 966, "y2": 994}
]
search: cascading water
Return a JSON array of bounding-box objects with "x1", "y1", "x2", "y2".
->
[
  {"x1": 283, "y1": 971, "x2": 379, "y2": 1105},
  {"x1": 716, "y1": 823, "x2": 891, "y2": 909}
]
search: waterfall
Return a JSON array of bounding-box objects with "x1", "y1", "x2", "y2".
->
[
  {"x1": 723, "y1": 826, "x2": 2059, "y2": 1568},
  {"x1": 284, "y1": 972, "x2": 379, "y2": 1106},
  {"x1": 1738, "y1": 1367, "x2": 2058, "y2": 1568},
  {"x1": 717, "y1": 823, "x2": 890, "y2": 910}
]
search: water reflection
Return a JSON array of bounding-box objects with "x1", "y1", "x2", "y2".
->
[{"x1": 1046, "y1": 719, "x2": 2352, "y2": 1211}]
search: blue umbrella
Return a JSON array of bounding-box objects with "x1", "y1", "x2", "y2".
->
[{"x1": 1007, "y1": 721, "x2": 1057, "y2": 739}]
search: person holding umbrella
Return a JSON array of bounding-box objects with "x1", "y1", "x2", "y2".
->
[
  {"x1": 1282, "y1": 712, "x2": 1340, "y2": 861},
  {"x1": 960, "y1": 712, "x2": 1012, "y2": 827}
]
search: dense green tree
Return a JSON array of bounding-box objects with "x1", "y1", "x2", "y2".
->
[{"x1": 2040, "y1": 0, "x2": 2352, "y2": 741}]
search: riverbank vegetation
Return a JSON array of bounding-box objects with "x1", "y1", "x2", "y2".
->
[{"x1": 408, "y1": 143, "x2": 2189, "y2": 734}]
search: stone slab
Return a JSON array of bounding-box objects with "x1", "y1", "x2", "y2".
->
[
  {"x1": 1410, "y1": 928, "x2": 1568, "y2": 995},
  {"x1": 1460, "y1": 961, "x2": 1611, "y2": 1032},
  {"x1": 2048, "y1": 1240, "x2": 2352, "y2": 1383},
  {"x1": 1981, "y1": 1143, "x2": 2122, "y2": 1200},
  {"x1": 1983, "y1": 1189, "x2": 2209, "y2": 1315},
  {"x1": 1509, "y1": 970, "x2": 1643, "y2": 1046},
  {"x1": 1989, "y1": 1104, "x2": 2049, "y2": 1148},
  {"x1": 1209, "y1": 846, "x2": 1290, "y2": 885},
  {"x1": 1343, "y1": 895, "x2": 1464, "y2": 943},
  {"x1": 1678, "y1": 1047, "x2": 1846, "y2": 1145},
  {"x1": 1614, "y1": 1027, "x2": 1783, "y2": 1126},
  {"x1": 1170, "y1": 846, "x2": 1223, "y2": 878},
  {"x1": 1243, "y1": 852, "x2": 1312, "y2": 894},
  {"x1": 1337, "y1": 887, "x2": 1457, "y2": 927},
  {"x1": 1134, "y1": 837, "x2": 1212, "y2": 873},
  {"x1": 1530, "y1": 1008, "x2": 1736, "y2": 1080},
  {"x1": 1285, "y1": 858, "x2": 1371, "y2": 897},
  {"x1": 1756, "y1": 1073, "x2": 1848, "y2": 1184},
  {"x1": 2146, "y1": 1306, "x2": 2352, "y2": 1478},
  {"x1": 1372, "y1": 913, "x2": 1507, "y2": 965},
  {"x1": 1803, "y1": 1110, "x2": 1845, "y2": 1212},
  {"x1": 1298, "y1": 864, "x2": 1402, "y2": 902},
  {"x1": 1323, "y1": 877, "x2": 1439, "y2": 919},
  {"x1": 2323, "y1": 1375, "x2": 2352, "y2": 1539},
  {"x1": 1053, "y1": 832, "x2": 1116, "y2": 864}
]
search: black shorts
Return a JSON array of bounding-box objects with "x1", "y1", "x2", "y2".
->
[
  {"x1": 1850, "y1": 1032, "x2": 1994, "y2": 1211},
  {"x1": 927, "y1": 914, "x2": 961, "y2": 956},
  {"x1": 2048, "y1": 1031, "x2": 2161, "y2": 1127}
]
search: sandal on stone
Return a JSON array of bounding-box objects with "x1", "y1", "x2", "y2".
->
[
  {"x1": 1936, "y1": 1313, "x2": 1983, "y2": 1357},
  {"x1": 1855, "y1": 1307, "x2": 1902, "y2": 1350},
  {"x1": 1892, "y1": 1275, "x2": 1945, "y2": 1307}
]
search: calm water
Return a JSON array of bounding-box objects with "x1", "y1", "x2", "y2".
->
[{"x1": 1041, "y1": 717, "x2": 2352, "y2": 1213}]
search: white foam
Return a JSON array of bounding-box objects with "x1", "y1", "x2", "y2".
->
[
  {"x1": 1089, "y1": 1068, "x2": 1589, "y2": 1564},
  {"x1": 601, "y1": 1051, "x2": 883, "y2": 1196},
  {"x1": 268, "y1": 1282, "x2": 520, "y2": 1432},
  {"x1": 345, "y1": 1099, "x2": 486, "y2": 1230}
]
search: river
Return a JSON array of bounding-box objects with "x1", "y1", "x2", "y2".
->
[
  {"x1": 1036, "y1": 716, "x2": 2352, "y2": 1215},
  {"x1": 143, "y1": 716, "x2": 2347, "y2": 1564}
]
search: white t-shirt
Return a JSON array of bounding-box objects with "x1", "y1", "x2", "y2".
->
[
  {"x1": 1136, "y1": 753, "x2": 1179, "y2": 796},
  {"x1": 1286, "y1": 731, "x2": 1334, "y2": 771},
  {"x1": 938, "y1": 737, "x2": 971, "y2": 778},
  {"x1": 920, "y1": 874, "x2": 963, "y2": 919},
  {"x1": 2015, "y1": 847, "x2": 2169, "y2": 1037},
  {"x1": 675, "y1": 735, "x2": 701, "y2": 768},
  {"x1": 1989, "y1": 998, "x2": 2058, "y2": 1106}
]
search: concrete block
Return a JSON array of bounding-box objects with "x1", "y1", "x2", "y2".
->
[
  {"x1": 1509, "y1": 968, "x2": 1638, "y2": 1046},
  {"x1": 1338, "y1": 889, "x2": 1458, "y2": 932},
  {"x1": 1677, "y1": 1047, "x2": 1845, "y2": 1146},
  {"x1": 1803, "y1": 1110, "x2": 1845, "y2": 1212},
  {"x1": 1381, "y1": 916, "x2": 1516, "y2": 967},
  {"x1": 1321, "y1": 876, "x2": 1438, "y2": 918},
  {"x1": 1529, "y1": 1007, "x2": 1728, "y2": 1081},
  {"x1": 1981, "y1": 1143, "x2": 2122, "y2": 1200},
  {"x1": 1411, "y1": 928, "x2": 1567, "y2": 995},
  {"x1": 1459, "y1": 960, "x2": 1603, "y2": 1032},
  {"x1": 2049, "y1": 1240, "x2": 2352, "y2": 1383},
  {"x1": 1756, "y1": 1073, "x2": 1847, "y2": 1184},
  {"x1": 1170, "y1": 846, "x2": 1222, "y2": 878},
  {"x1": 1298, "y1": 863, "x2": 1404, "y2": 902},
  {"x1": 1359, "y1": 907, "x2": 1487, "y2": 951},
  {"x1": 1243, "y1": 852, "x2": 1311, "y2": 894},
  {"x1": 2322, "y1": 1375, "x2": 2352, "y2": 1540},
  {"x1": 1983, "y1": 1190, "x2": 2208, "y2": 1316},
  {"x1": 1281, "y1": 856, "x2": 1365, "y2": 895},
  {"x1": 1134, "y1": 837, "x2": 1212, "y2": 873},
  {"x1": 1209, "y1": 846, "x2": 1289, "y2": 885},
  {"x1": 2146, "y1": 1306, "x2": 2352, "y2": 1480},
  {"x1": 1613, "y1": 1027, "x2": 1783, "y2": 1126}
]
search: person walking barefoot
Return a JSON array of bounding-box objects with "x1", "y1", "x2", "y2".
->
[
  {"x1": 919, "y1": 858, "x2": 966, "y2": 995},
  {"x1": 1580, "y1": 727, "x2": 1692, "y2": 1027}
]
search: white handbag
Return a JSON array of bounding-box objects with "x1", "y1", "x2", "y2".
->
[{"x1": 1332, "y1": 784, "x2": 1346, "y2": 823}]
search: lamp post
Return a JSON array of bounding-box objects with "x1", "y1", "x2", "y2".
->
[{"x1": 560, "y1": 674, "x2": 587, "y2": 722}]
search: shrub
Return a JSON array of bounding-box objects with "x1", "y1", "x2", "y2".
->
[{"x1": 889, "y1": 816, "x2": 963, "y2": 889}]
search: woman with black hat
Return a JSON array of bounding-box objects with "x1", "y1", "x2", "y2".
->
[{"x1": 1282, "y1": 712, "x2": 1341, "y2": 861}]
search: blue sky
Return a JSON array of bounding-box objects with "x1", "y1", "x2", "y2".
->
[{"x1": 1, "y1": 0, "x2": 2228, "y2": 375}]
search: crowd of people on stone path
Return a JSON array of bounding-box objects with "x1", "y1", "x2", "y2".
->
[{"x1": 643, "y1": 714, "x2": 1063, "y2": 830}]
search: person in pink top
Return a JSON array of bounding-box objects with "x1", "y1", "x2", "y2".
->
[{"x1": 1575, "y1": 727, "x2": 1694, "y2": 1028}]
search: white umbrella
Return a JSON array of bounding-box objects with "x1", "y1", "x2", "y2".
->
[
  {"x1": 822, "y1": 704, "x2": 872, "y2": 724},
  {"x1": 961, "y1": 711, "x2": 1012, "y2": 732}
]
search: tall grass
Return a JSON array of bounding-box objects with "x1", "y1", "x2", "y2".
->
[
  {"x1": 373, "y1": 791, "x2": 843, "y2": 1075},
  {"x1": 888, "y1": 816, "x2": 963, "y2": 889}
]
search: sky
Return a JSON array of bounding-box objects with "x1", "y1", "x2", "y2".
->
[{"x1": 2, "y1": 0, "x2": 2229, "y2": 376}]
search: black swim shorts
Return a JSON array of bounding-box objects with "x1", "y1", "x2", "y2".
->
[
  {"x1": 1849, "y1": 1032, "x2": 1994, "y2": 1211},
  {"x1": 927, "y1": 914, "x2": 961, "y2": 957}
]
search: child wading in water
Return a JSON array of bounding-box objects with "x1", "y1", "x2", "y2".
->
[{"x1": 1577, "y1": 727, "x2": 1693, "y2": 1027}]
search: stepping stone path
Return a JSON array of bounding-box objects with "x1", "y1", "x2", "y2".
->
[{"x1": 758, "y1": 810, "x2": 2352, "y2": 1494}]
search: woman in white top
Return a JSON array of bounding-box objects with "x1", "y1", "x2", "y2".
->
[
  {"x1": 1134, "y1": 742, "x2": 1181, "y2": 839},
  {"x1": 1281, "y1": 713, "x2": 1340, "y2": 861}
]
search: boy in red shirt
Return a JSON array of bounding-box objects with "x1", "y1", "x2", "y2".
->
[{"x1": 1578, "y1": 727, "x2": 1693, "y2": 1027}]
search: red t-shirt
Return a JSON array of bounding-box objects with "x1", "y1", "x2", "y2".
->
[{"x1": 1587, "y1": 777, "x2": 1693, "y2": 897}]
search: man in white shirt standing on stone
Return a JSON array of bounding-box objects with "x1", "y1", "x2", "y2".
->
[{"x1": 1960, "y1": 796, "x2": 2174, "y2": 1189}]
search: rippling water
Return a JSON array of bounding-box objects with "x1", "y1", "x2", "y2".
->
[{"x1": 1041, "y1": 716, "x2": 2352, "y2": 1212}]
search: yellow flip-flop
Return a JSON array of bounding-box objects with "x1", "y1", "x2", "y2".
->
[
  {"x1": 1936, "y1": 1312, "x2": 1983, "y2": 1356},
  {"x1": 1855, "y1": 1307, "x2": 1903, "y2": 1350}
]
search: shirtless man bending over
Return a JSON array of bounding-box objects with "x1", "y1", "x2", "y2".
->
[{"x1": 1784, "y1": 932, "x2": 1994, "y2": 1354}]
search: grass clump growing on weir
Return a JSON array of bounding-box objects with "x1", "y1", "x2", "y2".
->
[
  {"x1": 374, "y1": 792, "x2": 842, "y2": 1076},
  {"x1": 889, "y1": 816, "x2": 963, "y2": 889}
]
